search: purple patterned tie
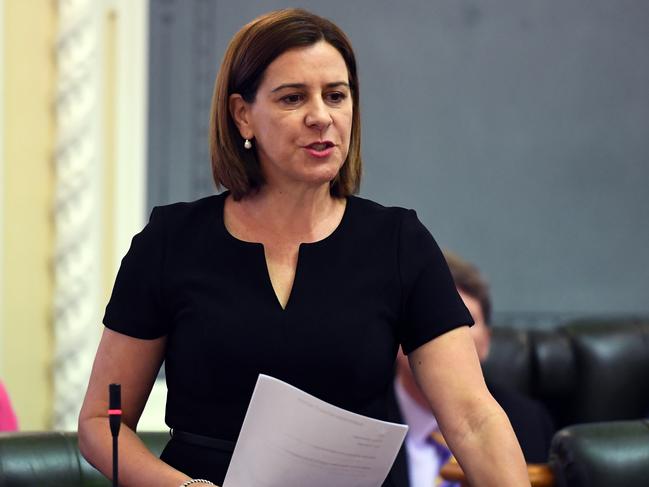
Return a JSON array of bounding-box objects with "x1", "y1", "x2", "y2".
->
[{"x1": 428, "y1": 431, "x2": 459, "y2": 487}]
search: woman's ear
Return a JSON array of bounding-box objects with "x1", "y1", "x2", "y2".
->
[{"x1": 229, "y1": 94, "x2": 254, "y2": 140}]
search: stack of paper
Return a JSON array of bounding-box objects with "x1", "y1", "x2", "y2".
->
[{"x1": 223, "y1": 374, "x2": 408, "y2": 487}]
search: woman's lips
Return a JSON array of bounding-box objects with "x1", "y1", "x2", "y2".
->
[
  {"x1": 305, "y1": 146, "x2": 335, "y2": 158},
  {"x1": 304, "y1": 141, "x2": 335, "y2": 158}
]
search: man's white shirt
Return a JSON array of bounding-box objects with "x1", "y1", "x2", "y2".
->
[{"x1": 394, "y1": 378, "x2": 448, "y2": 487}]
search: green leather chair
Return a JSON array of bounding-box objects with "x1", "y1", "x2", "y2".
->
[
  {"x1": 483, "y1": 318, "x2": 649, "y2": 429},
  {"x1": 550, "y1": 420, "x2": 649, "y2": 487},
  {"x1": 0, "y1": 431, "x2": 168, "y2": 486}
]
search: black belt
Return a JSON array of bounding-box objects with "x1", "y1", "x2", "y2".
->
[{"x1": 170, "y1": 429, "x2": 236, "y2": 453}]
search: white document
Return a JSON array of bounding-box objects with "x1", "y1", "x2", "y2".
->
[{"x1": 222, "y1": 374, "x2": 408, "y2": 487}]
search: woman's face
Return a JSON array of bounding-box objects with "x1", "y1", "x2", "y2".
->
[{"x1": 235, "y1": 41, "x2": 353, "y2": 191}]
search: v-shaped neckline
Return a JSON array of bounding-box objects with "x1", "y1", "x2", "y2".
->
[
  {"x1": 215, "y1": 192, "x2": 352, "y2": 312},
  {"x1": 262, "y1": 244, "x2": 302, "y2": 311}
]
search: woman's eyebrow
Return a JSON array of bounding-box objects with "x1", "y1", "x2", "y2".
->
[{"x1": 270, "y1": 81, "x2": 350, "y2": 93}]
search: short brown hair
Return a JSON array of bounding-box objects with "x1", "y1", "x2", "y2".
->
[
  {"x1": 443, "y1": 250, "x2": 492, "y2": 325},
  {"x1": 209, "y1": 8, "x2": 362, "y2": 200}
]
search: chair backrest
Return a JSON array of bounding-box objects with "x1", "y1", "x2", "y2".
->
[
  {"x1": 561, "y1": 320, "x2": 649, "y2": 422},
  {"x1": 483, "y1": 318, "x2": 649, "y2": 429},
  {"x1": 0, "y1": 431, "x2": 168, "y2": 486}
]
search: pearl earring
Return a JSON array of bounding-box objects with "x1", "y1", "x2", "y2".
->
[{"x1": 244, "y1": 139, "x2": 252, "y2": 149}]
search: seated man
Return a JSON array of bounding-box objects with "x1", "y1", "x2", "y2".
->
[{"x1": 388, "y1": 251, "x2": 554, "y2": 487}]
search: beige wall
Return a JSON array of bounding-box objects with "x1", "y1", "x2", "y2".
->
[
  {"x1": 1, "y1": 0, "x2": 148, "y2": 430},
  {"x1": 2, "y1": 0, "x2": 57, "y2": 429}
]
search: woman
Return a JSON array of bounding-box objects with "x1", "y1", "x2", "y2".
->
[{"x1": 78, "y1": 8, "x2": 530, "y2": 487}]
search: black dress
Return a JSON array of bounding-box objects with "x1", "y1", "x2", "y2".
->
[{"x1": 103, "y1": 192, "x2": 472, "y2": 485}]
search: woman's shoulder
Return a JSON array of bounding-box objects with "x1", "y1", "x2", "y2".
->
[
  {"x1": 348, "y1": 194, "x2": 413, "y2": 220},
  {"x1": 148, "y1": 193, "x2": 225, "y2": 227},
  {"x1": 348, "y1": 195, "x2": 439, "y2": 252},
  {"x1": 344, "y1": 195, "x2": 430, "y2": 247},
  {"x1": 348, "y1": 195, "x2": 427, "y2": 233}
]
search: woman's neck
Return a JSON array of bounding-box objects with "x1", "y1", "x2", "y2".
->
[{"x1": 226, "y1": 183, "x2": 345, "y2": 244}]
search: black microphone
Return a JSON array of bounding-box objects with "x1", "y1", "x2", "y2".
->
[{"x1": 109, "y1": 384, "x2": 121, "y2": 487}]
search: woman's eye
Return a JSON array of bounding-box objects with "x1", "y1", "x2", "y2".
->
[
  {"x1": 326, "y1": 92, "x2": 347, "y2": 103},
  {"x1": 281, "y1": 94, "x2": 303, "y2": 104}
]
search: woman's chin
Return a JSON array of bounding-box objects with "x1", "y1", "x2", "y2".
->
[{"x1": 290, "y1": 166, "x2": 343, "y2": 189}]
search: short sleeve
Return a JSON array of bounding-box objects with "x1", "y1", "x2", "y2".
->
[
  {"x1": 398, "y1": 209, "x2": 474, "y2": 354},
  {"x1": 103, "y1": 207, "x2": 170, "y2": 339}
]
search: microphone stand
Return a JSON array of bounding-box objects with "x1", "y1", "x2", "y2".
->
[{"x1": 109, "y1": 384, "x2": 122, "y2": 487}]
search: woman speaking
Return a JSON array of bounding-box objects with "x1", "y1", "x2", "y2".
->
[{"x1": 78, "y1": 8, "x2": 529, "y2": 487}]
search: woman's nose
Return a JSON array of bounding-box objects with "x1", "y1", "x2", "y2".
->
[{"x1": 304, "y1": 99, "x2": 333, "y2": 131}]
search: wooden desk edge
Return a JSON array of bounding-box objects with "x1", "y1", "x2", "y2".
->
[{"x1": 441, "y1": 461, "x2": 555, "y2": 487}]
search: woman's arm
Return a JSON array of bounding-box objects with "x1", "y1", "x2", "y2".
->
[
  {"x1": 78, "y1": 328, "x2": 205, "y2": 487},
  {"x1": 408, "y1": 325, "x2": 530, "y2": 487}
]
